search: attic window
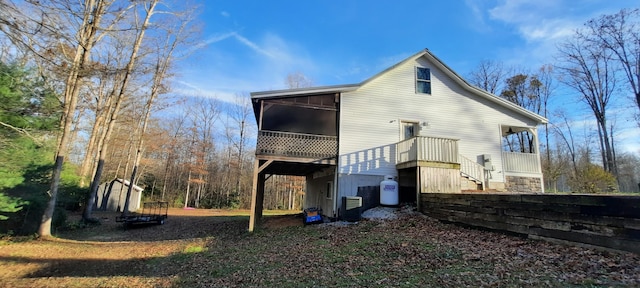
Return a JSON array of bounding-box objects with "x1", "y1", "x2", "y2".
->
[{"x1": 416, "y1": 67, "x2": 431, "y2": 94}]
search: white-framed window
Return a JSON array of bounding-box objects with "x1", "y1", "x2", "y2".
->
[
  {"x1": 326, "y1": 181, "x2": 333, "y2": 199},
  {"x1": 416, "y1": 67, "x2": 431, "y2": 94}
]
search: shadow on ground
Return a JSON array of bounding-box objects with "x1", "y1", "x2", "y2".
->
[{"x1": 57, "y1": 209, "x2": 303, "y2": 242}]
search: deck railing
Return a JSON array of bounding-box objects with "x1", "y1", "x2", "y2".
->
[
  {"x1": 256, "y1": 130, "x2": 337, "y2": 159},
  {"x1": 459, "y1": 155, "x2": 486, "y2": 186},
  {"x1": 502, "y1": 151, "x2": 540, "y2": 173},
  {"x1": 396, "y1": 136, "x2": 459, "y2": 164}
]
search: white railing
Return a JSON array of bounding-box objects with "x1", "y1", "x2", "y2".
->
[
  {"x1": 502, "y1": 151, "x2": 540, "y2": 173},
  {"x1": 459, "y1": 155, "x2": 485, "y2": 187},
  {"x1": 396, "y1": 136, "x2": 459, "y2": 164}
]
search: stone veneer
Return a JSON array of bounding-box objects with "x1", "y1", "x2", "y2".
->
[{"x1": 505, "y1": 176, "x2": 542, "y2": 193}]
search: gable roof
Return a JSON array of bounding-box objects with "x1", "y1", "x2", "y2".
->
[
  {"x1": 251, "y1": 49, "x2": 548, "y2": 124},
  {"x1": 113, "y1": 178, "x2": 143, "y2": 192}
]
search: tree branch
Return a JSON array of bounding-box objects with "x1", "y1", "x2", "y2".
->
[{"x1": 0, "y1": 121, "x2": 42, "y2": 144}]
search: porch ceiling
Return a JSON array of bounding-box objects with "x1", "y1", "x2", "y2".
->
[{"x1": 260, "y1": 160, "x2": 334, "y2": 176}]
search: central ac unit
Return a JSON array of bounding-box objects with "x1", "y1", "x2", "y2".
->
[{"x1": 342, "y1": 196, "x2": 363, "y2": 222}]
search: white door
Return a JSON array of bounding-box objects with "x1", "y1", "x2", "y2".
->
[{"x1": 401, "y1": 121, "x2": 419, "y2": 140}]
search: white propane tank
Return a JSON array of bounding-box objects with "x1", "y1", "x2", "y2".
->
[{"x1": 380, "y1": 175, "x2": 399, "y2": 206}]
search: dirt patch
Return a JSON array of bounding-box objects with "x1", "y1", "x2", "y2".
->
[
  {"x1": 262, "y1": 213, "x2": 303, "y2": 229},
  {"x1": 59, "y1": 208, "x2": 251, "y2": 242}
]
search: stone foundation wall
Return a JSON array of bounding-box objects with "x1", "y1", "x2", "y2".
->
[{"x1": 505, "y1": 176, "x2": 542, "y2": 193}]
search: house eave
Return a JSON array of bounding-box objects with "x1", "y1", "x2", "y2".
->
[{"x1": 250, "y1": 84, "x2": 360, "y2": 99}]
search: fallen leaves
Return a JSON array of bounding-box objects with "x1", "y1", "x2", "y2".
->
[{"x1": 1, "y1": 208, "x2": 639, "y2": 287}]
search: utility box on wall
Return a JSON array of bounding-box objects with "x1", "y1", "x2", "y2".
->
[{"x1": 482, "y1": 154, "x2": 493, "y2": 170}]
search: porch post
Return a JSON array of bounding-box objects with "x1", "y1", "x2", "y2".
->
[
  {"x1": 249, "y1": 159, "x2": 273, "y2": 232},
  {"x1": 416, "y1": 167, "x2": 421, "y2": 212},
  {"x1": 532, "y1": 127, "x2": 545, "y2": 193},
  {"x1": 256, "y1": 173, "x2": 265, "y2": 223},
  {"x1": 249, "y1": 160, "x2": 260, "y2": 232}
]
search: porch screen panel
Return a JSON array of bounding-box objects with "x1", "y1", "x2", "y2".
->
[{"x1": 262, "y1": 104, "x2": 337, "y2": 136}]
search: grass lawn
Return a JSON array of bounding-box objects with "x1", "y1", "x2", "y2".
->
[{"x1": 1, "y1": 208, "x2": 638, "y2": 287}]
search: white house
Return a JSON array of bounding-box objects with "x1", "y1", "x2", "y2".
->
[{"x1": 248, "y1": 49, "x2": 547, "y2": 231}]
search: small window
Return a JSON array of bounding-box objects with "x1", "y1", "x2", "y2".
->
[
  {"x1": 416, "y1": 67, "x2": 431, "y2": 94},
  {"x1": 326, "y1": 181, "x2": 333, "y2": 199}
]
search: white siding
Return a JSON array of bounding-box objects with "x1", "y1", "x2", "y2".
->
[
  {"x1": 337, "y1": 173, "x2": 382, "y2": 200},
  {"x1": 338, "y1": 55, "x2": 539, "y2": 194}
]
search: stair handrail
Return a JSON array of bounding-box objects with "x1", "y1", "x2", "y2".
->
[{"x1": 459, "y1": 155, "x2": 486, "y2": 190}]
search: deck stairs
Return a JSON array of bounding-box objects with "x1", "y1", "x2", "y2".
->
[{"x1": 459, "y1": 155, "x2": 486, "y2": 191}]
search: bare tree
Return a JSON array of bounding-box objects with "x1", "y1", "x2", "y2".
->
[
  {"x1": 468, "y1": 59, "x2": 509, "y2": 94},
  {"x1": 160, "y1": 113, "x2": 188, "y2": 201},
  {"x1": 556, "y1": 30, "x2": 619, "y2": 179},
  {"x1": 286, "y1": 71, "x2": 313, "y2": 89},
  {"x1": 78, "y1": 34, "x2": 132, "y2": 187},
  {"x1": 186, "y1": 97, "x2": 219, "y2": 207},
  {"x1": 616, "y1": 152, "x2": 640, "y2": 192},
  {"x1": 500, "y1": 73, "x2": 545, "y2": 153},
  {"x1": 551, "y1": 112, "x2": 580, "y2": 177},
  {"x1": 84, "y1": 0, "x2": 159, "y2": 221},
  {"x1": 535, "y1": 64, "x2": 557, "y2": 190},
  {"x1": 584, "y1": 9, "x2": 640, "y2": 115},
  {"x1": 0, "y1": 0, "x2": 123, "y2": 237},
  {"x1": 224, "y1": 94, "x2": 254, "y2": 204},
  {"x1": 121, "y1": 4, "x2": 198, "y2": 214}
]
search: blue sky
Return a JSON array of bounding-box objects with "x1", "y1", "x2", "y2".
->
[{"x1": 173, "y1": 0, "x2": 639, "y2": 152}]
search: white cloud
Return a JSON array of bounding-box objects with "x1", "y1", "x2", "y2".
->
[
  {"x1": 464, "y1": 0, "x2": 492, "y2": 32},
  {"x1": 193, "y1": 31, "x2": 291, "y2": 60},
  {"x1": 233, "y1": 33, "x2": 276, "y2": 58},
  {"x1": 518, "y1": 19, "x2": 577, "y2": 41},
  {"x1": 476, "y1": 0, "x2": 630, "y2": 70},
  {"x1": 177, "y1": 31, "x2": 318, "y2": 105},
  {"x1": 188, "y1": 32, "x2": 236, "y2": 54},
  {"x1": 172, "y1": 80, "x2": 236, "y2": 103},
  {"x1": 489, "y1": 0, "x2": 559, "y2": 23},
  {"x1": 220, "y1": 11, "x2": 230, "y2": 18},
  {"x1": 188, "y1": 31, "x2": 289, "y2": 60},
  {"x1": 488, "y1": 0, "x2": 578, "y2": 42},
  {"x1": 173, "y1": 74, "x2": 253, "y2": 104}
]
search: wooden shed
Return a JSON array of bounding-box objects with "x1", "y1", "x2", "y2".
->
[{"x1": 95, "y1": 178, "x2": 143, "y2": 213}]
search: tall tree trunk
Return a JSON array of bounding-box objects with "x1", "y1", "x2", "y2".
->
[
  {"x1": 235, "y1": 119, "x2": 245, "y2": 196},
  {"x1": 79, "y1": 80, "x2": 110, "y2": 187},
  {"x1": 596, "y1": 124, "x2": 607, "y2": 171},
  {"x1": 79, "y1": 112, "x2": 103, "y2": 187},
  {"x1": 39, "y1": 0, "x2": 105, "y2": 237},
  {"x1": 599, "y1": 120, "x2": 616, "y2": 177},
  {"x1": 184, "y1": 170, "x2": 191, "y2": 208},
  {"x1": 84, "y1": 0, "x2": 158, "y2": 221},
  {"x1": 610, "y1": 123, "x2": 619, "y2": 188},
  {"x1": 122, "y1": 8, "x2": 188, "y2": 212}
]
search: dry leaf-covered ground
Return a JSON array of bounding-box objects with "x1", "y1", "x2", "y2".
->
[{"x1": 0, "y1": 207, "x2": 639, "y2": 287}]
